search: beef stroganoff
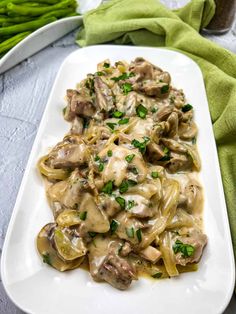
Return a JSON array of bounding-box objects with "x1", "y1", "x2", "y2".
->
[{"x1": 37, "y1": 57, "x2": 207, "y2": 290}]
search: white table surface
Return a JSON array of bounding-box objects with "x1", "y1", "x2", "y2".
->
[{"x1": 0, "y1": 1, "x2": 236, "y2": 313}]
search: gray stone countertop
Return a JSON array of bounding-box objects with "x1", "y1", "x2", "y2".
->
[{"x1": 1, "y1": 7, "x2": 236, "y2": 314}]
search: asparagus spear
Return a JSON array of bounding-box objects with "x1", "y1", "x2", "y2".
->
[
  {"x1": 0, "y1": 16, "x2": 33, "y2": 24},
  {"x1": 2, "y1": 22, "x2": 14, "y2": 27},
  {"x1": 0, "y1": 31, "x2": 30, "y2": 54},
  {"x1": 41, "y1": 7, "x2": 76, "y2": 18},
  {"x1": 0, "y1": 16, "x2": 56, "y2": 36},
  {"x1": 17, "y1": 2, "x2": 49, "y2": 7},
  {"x1": 0, "y1": 0, "x2": 61, "y2": 8},
  {"x1": 0, "y1": 8, "x2": 7, "y2": 14},
  {"x1": 7, "y1": 0, "x2": 76, "y2": 17}
]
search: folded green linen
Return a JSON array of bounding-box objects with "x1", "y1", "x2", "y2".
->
[{"x1": 77, "y1": 0, "x2": 236, "y2": 254}]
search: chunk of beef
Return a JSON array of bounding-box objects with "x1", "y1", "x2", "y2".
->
[
  {"x1": 167, "y1": 152, "x2": 192, "y2": 173},
  {"x1": 146, "y1": 142, "x2": 165, "y2": 163},
  {"x1": 174, "y1": 229, "x2": 207, "y2": 266},
  {"x1": 129, "y1": 57, "x2": 155, "y2": 80},
  {"x1": 88, "y1": 237, "x2": 136, "y2": 290},
  {"x1": 70, "y1": 117, "x2": 84, "y2": 135},
  {"x1": 98, "y1": 253, "x2": 136, "y2": 290},
  {"x1": 48, "y1": 137, "x2": 89, "y2": 169},
  {"x1": 64, "y1": 89, "x2": 95, "y2": 121}
]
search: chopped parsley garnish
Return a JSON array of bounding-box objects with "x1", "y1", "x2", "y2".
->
[
  {"x1": 113, "y1": 110, "x2": 124, "y2": 118},
  {"x1": 85, "y1": 77, "x2": 95, "y2": 95},
  {"x1": 119, "y1": 179, "x2": 137, "y2": 194},
  {"x1": 151, "y1": 107, "x2": 158, "y2": 113},
  {"x1": 79, "y1": 211, "x2": 87, "y2": 221},
  {"x1": 98, "y1": 162, "x2": 104, "y2": 172},
  {"x1": 107, "y1": 150, "x2": 113, "y2": 157},
  {"x1": 115, "y1": 196, "x2": 126, "y2": 209},
  {"x1": 130, "y1": 167, "x2": 139, "y2": 175},
  {"x1": 127, "y1": 179, "x2": 137, "y2": 187},
  {"x1": 102, "y1": 181, "x2": 113, "y2": 195},
  {"x1": 126, "y1": 227, "x2": 134, "y2": 238},
  {"x1": 136, "y1": 229, "x2": 142, "y2": 242},
  {"x1": 182, "y1": 104, "x2": 193, "y2": 112},
  {"x1": 136, "y1": 104, "x2": 148, "y2": 119},
  {"x1": 83, "y1": 118, "x2": 90, "y2": 129},
  {"x1": 110, "y1": 219, "x2": 119, "y2": 234},
  {"x1": 161, "y1": 84, "x2": 169, "y2": 94},
  {"x1": 151, "y1": 171, "x2": 159, "y2": 178},
  {"x1": 122, "y1": 82, "x2": 133, "y2": 95},
  {"x1": 42, "y1": 253, "x2": 51, "y2": 266},
  {"x1": 159, "y1": 147, "x2": 171, "y2": 161},
  {"x1": 95, "y1": 71, "x2": 104, "y2": 76},
  {"x1": 118, "y1": 118, "x2": 129, "y2": 125},
  {"x1": 152, "y1": 272, "x2": 162, "y2": 279},
  {"x1": 131, "y1": 136, "x2": 150, "y2": 154},
  {"x1": 106, "y1": 122, "x2": 117, "y2": 130},
  {"x1": 119, "y1": 180, "x2": 129, "y2": 194},
  {"x1": 103, "y1": 62, "x2": 110, "y2": 68},
  {"x1": 127, "y1": 200, "x2": 136, "y2": 209},
  {"x1": 88, "y1": 231, "x2": 97, "y2": 238},
  {"x1": 173, "y1": 239, "x2": 195, "y2": 258},
  {"x1": 62, "y1": 107, "x2": 67, "y2": 115},
  {"x1": 111, "y1": 72, "x2": 134, "y2": 82},
  {"x1": 125, "y1": 154, "x2": 135, "y2": 163},
  {"x1": 95, "y1": 155, "x2": 100, "y2": 161}
]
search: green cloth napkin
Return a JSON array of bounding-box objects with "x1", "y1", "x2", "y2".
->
[{"x1": 77, "y1": 0, "x2": 236, "y2": 254}]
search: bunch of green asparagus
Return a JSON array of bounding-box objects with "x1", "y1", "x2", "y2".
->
[{"x1": 0, "y1": 0, "x2": 78, "y2": 57}]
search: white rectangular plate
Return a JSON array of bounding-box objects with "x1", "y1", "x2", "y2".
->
[{"x1": 1, "y1": 45, "x2": 235, "y2": 314}]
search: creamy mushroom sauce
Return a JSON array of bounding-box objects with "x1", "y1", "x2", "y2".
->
[{"x1": 37, "y1": 58, "x2": 207, "y2": 290}]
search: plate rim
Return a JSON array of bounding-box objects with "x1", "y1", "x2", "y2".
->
[
  {"x1": 1, "y1": 45, "x2": 235, "y2": 314},
  {"x1": 0, "y1": 15, "x2": 83, "y2": 74}
]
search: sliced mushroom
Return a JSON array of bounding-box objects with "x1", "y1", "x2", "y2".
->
[
  {"x1": 99, "y1": 144, "x2": 147, "y2": 186},
  {"x1": 156, "y1": 105, "x2": 173, "y2": 121},
  {"x1": 37, "y1": 223, "x2": 84, "y2": 271},
  {"x1": 179, "y1": 121, "x2": 198, "y2": 140},
  {"x1": 167, "y1": 152, "x2": 193, "y2": 173},
  {"x1": 184, "y1": 143, "x2": 201, "y2": 171},
  {"x1": 168, "y1": 88, "x2": 185, "y2": 109},
  {"x1": 54, "y1": 227, "x2": 87, "y2": 261},
  {"x1": 56, "y1": 209, "x2": 81, "y2": 227},
  {"x1": 48, "y1": 169, "x2": 89, "y2": 210},
  {"x1": 98, "y1": 194, "x2": 121, "y2": 217},
  {"x1": 94, "y1": 77, "x2": 114, "y2": 112},
  {"x1": 159, "y1": 71, "x2": 171, "y2": 84},
  {"x1": 123, "y1": 194, "x2": 155, "y2": 218},
  {"x1": 115, "y1": 211, "x2": 145, "y2": 245},
  {"x1": 161, "y1": 138, "x2": 187, "y2": 154},
  {"x1": 184, "y1": 180, "x2": 203, "y2": 214},
  {"x1": 165, "y1": 111, "x2": 178, "y2": 137},
  {"x1": 79, "y1": 193, "x2": 110, "y2": 233}
]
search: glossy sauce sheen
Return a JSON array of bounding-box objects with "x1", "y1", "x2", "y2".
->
[{"x1": 36, "y1": 57, "x2": 207, "y2": 290}]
